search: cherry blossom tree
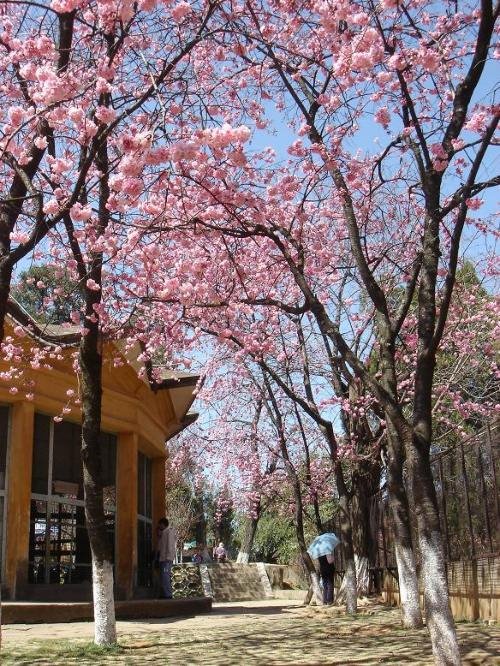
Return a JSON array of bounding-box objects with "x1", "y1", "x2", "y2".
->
[
  {"x1": 224, "y1": 4, "x2": 498, "y2": 660},
  {"x1": 174, "y1": 355, "x2": 280, "y2": 563},
  {"x1": 128, "y1": 2, "x2": 497, "y2": 660},
  {"x1": 1, "y1": 0, "x2": 228, "y2": 645},
  {"x1": 3, "y1": 0, "x2": 497, "y2": 661}
]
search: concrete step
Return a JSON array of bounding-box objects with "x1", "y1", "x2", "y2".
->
[
  {"x1": 2, "y1": 597, "x2": 212, "y2": 624},
  {"x1": 206, "y1": 563, "x2": 270, "y2": 602}
]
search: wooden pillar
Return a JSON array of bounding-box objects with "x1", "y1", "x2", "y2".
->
[
  {"x1": 152, "y1": 455, "x2": 166, "y2": 530},
  {"x1": 4, "y1": 401, "x2": 34, "y2": 599},
  {"x1": 115, "y1": 432, "x2": 138, "y2": 600}
]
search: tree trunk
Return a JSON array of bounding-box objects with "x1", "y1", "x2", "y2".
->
[
  {"x1": 80, "y1": 322, "x2": 116, "y2": 645},
  {"x1": 370, "y1": 312, "x2": 423, "y2": 629},
  {"x1": 410, "y1": 201, "x2": 461, "y2": 663},
  {"x1": 92, "y1": 559, "x2": 116, "y2": 645},
  {"x1": 286, "y1": 463, "x2": 322, "y2": 604},
  {"x1": 294, "y1": 488, "x2": 322, "y2": 605},
  {"x1": 347, "y1": 498, "x2": 370, "y2": 597},
  {"x1": 237, "y1": 510, "x2": 260, "y2": 563},
  {"x1": 386, "y1": 423, "x2": 423, "y2": 628},
  {"x1": 407, "y1": 432, "x2": 461, "y2": 665},
  {"x1": 0, "y1": 259, "x2": 13, "y2": 344},
  {"x1": 334, "y1": 552, "x2": 370, "y2": 601},
  {"x1": 320, "y1": 426, "x2": 357, "y2": 614},
  {"x1": 302, "y1": 553, "x2": 323, "y2": 606},
  {"x1": 80, "y1": 345, "x2": 115, "y2": 644},
  {"x1": 321, "y1": 426, "x2": 357, "y2": 615},
  {"x1": 332, "y1": 488, "x2": 357, "y2": 614},
  {"x1": 262, "y1": 376, "x2": 323, "y2": 604},
  {"x1": 349, "y1": 464, "x2": 379, "y2": 596}
]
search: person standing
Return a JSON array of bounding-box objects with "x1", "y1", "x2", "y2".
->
[
  {"x1": 214, "y1": 541, "x2": 227, "y2": 562},
  {"x1": 158, "y1": 517, "x2": 177, "y2": 599},
  {"x1": 318, "y1": 553, "x2": 335, "y2": 605}
]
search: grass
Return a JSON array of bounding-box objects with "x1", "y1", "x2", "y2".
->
[{"x1": 1, "y1": 639, "x2": 125, "y2": 664}]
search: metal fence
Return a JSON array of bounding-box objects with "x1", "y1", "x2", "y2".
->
[{"x1": 369, "y1": 422, "x2": 499, "y2": 572}]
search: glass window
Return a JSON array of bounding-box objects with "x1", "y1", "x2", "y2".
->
[
  {"x1": 137, "y1": 519, "x2": 153, "y2": 587},
  {"x1": 48, "y1": 502, "x2": 76, "y2": 584},
  {"x1": 53, "y1": 420, "x2": 83, "y2": 500},
  {"x1": 100, "y1": 432, "x2": 117, "y2": 507},
  {"x1": 29, "y1": 500, "x2": 49, "y2": 584},
  {"x1": 137, "y1": 452, "x2": 152, "y2": 518},
  {"x1": 0, "y1": 406, "x2": 8, "y2": 491},
  {"x1": 137, "y1": 452, "x2": 153, "y2": 587},
  {"x1": 32, "y1": 414, "x2": 50, "y2": 494},
  {"x1": 0, "y1": 496, "x2": 4, "y2": 579},
  {"x1": 29, "y1": 415, "x2": 116, "y2": 585}
]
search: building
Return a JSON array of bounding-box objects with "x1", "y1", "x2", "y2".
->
[{"x1": 0, "y1": 299, "x2": 198, "y2": 601}]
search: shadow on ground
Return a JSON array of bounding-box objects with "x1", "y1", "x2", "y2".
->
[{"x1": 1, "y1": 602, "x2": 498, "y2": 665}]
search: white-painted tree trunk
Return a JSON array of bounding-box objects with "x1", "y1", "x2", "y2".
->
[
  {"x1": 92, "y1": 559, "x2": 117, "y2": 646},
  {"x1": 420, "y1": 531, "x2": 461, "y2": 665},
  {"x1": 305, "y1": 570, "x2": 324, "y2": 605},
  {"x1": 334, "y1": 558, "x2": 358, "y2": 615},
  {"x1": 343, "y1": 557, "x2": 357, "y2": 615},
  {"x1": 336, "y1": 553, "x2": 370, "y2": 600},
  {"x1": 310, "y1": 570, "x2": 323, "y2": 605},
  {"x1": 236, "y1": 551, "x2": 250, "y2": 564},
  {"x1": 394, "y1": 542, "x2": 423, "y2": 629},
  {"x1": 355, "y1": 554, "x2": 369, "y2": 597}
]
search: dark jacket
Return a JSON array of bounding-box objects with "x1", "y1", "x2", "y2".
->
[{"x1": 318, "y1": 555, "x2": 335, "y2": 577}]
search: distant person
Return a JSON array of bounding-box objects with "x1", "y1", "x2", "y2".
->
[
  {"x1": 192, "y1": 548, "x2": 203, "y2": 564},
  {"x1": 215, "y1": 541, "x2": 227, "y2": 563},
  {"x1": 201, "y1": 544, "x2": 211, "y2": 563},
  {"x1": 152, "y1": 524, "x2": 163, "y2": 596},
  {"x1": 318, "y1": 553, "x2": 335, "y2": 605},
  {"x1": 158, "y1": 517, "x2": 177, "y2": 599}
]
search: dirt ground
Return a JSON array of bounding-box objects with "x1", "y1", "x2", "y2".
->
[{"x1": 1, "y1": 599, "x2": 498, "y2": 665}]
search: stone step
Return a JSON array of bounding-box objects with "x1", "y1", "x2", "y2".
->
[
  {"x1": 2, "y1": 597, "x2": 212, "y2": 624},
  {"x1": 206, "y1": 563, "x2": 271, "y2": 602}
]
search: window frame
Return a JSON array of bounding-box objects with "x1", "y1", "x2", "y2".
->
[
  {"x1": 29, "y1": 414, "x2": 117, "y2": 585},
  {"x1": 136, "y1": 452, "x2": 153, "y2": 587}
]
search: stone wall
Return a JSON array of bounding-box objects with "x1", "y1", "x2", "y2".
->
[{"x1": 264, "y1": 564, "x2": 308, "y2": 591}]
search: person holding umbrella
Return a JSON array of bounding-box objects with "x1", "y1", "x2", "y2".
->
[
  {"x1": 318, "y1": 553, "x2": 335, "y2": 605},
  {"x1": 307, "y1": 533, "x2": 340, "y2": 605}
]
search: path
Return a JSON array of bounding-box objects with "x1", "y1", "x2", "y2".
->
[{"x1": 2, "y1": 599, "x2": 498, "y2": 665}]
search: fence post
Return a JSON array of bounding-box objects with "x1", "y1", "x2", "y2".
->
[
  {"x1": 459, "y1": 442, "x2": 476, "y2": 558},
  {"x1": 438, "y1": 459, "x2": 451, "y2": 562},
  {"x1": 477, "y1": 445, "x2": 493, "y2": 554}
]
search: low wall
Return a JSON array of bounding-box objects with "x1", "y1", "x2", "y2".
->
[
  {"x1": 264, "y1": 564, "x2": 308, "y2": 591},
  {"x1": 382, "y1": 556, "x2": 499, "y2": 623},
  {"x1": 2, "y1": 597, "x2": 212, "y2": 624}
]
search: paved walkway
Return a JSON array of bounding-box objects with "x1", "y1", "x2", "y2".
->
[{"x1": 2, "y1": 599, "x2": 499, "y2": 664}]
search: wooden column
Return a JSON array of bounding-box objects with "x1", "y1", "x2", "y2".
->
[
  {"x1": 152, "y1": 455, "x2": 166, "y2": 530},
  {"x1": 115, "y1": 432, "x2": 138, "y2": 600},
  {"x1": 4, "y1": 401, "x2": 34, "y2": 599}
]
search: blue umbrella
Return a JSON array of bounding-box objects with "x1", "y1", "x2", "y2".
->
[{"x1": 307, "y1": 532, "x2": 340, "y2": 558}]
